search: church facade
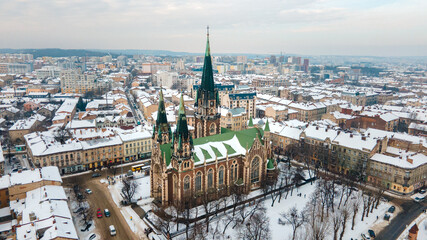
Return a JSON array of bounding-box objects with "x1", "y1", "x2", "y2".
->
[{"x1": 150, "y1": 30, "x2": 275, "y2": 206}]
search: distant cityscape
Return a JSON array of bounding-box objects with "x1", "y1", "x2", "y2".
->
[{"x1": 0, "y1": 33, "x2": 426, "y2": 240}]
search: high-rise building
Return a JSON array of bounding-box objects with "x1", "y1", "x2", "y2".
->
[
  {"x1": 303, "y1": 58, "x2": 309, "y2": 73},
  {"x1": 270, "y1": 55, "x2": 276, "y2": 64}
]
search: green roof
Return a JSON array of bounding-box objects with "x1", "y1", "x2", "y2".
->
[
  {"x1": 211, "y1": 146, "x2": 223, "y2": 158},
  {"x1": 201, "y1": 148, "x2": 212, "y2": 160},
  {"x1": 159, "y1": 127, "x2": 264, "y2": 166},
  {"x1": 267, "y1": 158, "x2": 275, "y2": 170}
]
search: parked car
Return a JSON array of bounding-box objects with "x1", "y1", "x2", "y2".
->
[
  {"x1": 88, "y1": 233, "x2": 97, "y2": 240},
  {"x1": 109, "y1": 225, "x2": 116, "y2": 236},
  {"x1": 85, "y1": 189, "x2": 92, "y2": 194},
  {"x1": 368, "y1": 229, "x2": 376, "y2": 238},
  {"x1": 361, "y1": 233, "x2": 371, "y2": 240},
  {"x1": 104, "y1": 209, "x2": 110, "y2": 217},
  {"x1": 92, "y1": 173, "x2": 101, "y2": 178},
  {"x1": 97, "y1": 208, "x2": 102, "y2": 218},
  {"x1": 420, "y1": 189, "x2": 426, "y2": 194},
  {"x1": 384, "y1": 214, "x2": 390, "y2": 221},
  {"x1": 414, "y1": 196, "x2": 425, "y2": 202},
  {"x1": 388, "y1": 206, "x2": 395, "y2": 213}
]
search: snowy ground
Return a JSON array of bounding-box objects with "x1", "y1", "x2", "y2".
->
[{"x1": 105, "y1": 166, "x2": 393, "y2": 240}]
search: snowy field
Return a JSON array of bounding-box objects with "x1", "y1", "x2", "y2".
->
[{"x1": 105, "y1": 167, "x2": 393, "y2": 240}]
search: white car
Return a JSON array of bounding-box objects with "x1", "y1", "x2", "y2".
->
[
  {"x1": 85, "y1": 189, "x2": 92, "y2": 194},
  {"x1": 109, "y1": 225, "x2": 116, "y2": 236}
]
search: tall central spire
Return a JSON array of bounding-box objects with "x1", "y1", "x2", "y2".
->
[{"x1": 200, "y1": 26, "x2": 215, "y2": 92}]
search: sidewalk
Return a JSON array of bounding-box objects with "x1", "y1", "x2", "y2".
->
[{"x1": 397, "y1": 212, "x2": 427, "y2": 240}]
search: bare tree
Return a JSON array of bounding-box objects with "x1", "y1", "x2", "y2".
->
[
  {"x1": 121, "y1": 178, "x2": 138, "y2": 203},
  {"x1": 350, "y1": 194, "x2": 361, "y2": 230},
  {"x1": 153, "y1": 206, "x2": 175, "y2": 238},
  {"x1": 238, "y1": 207, "x2": 271, "y2": 240},
  {"x1": 280, "y1": 206, "x2": 306, "y2": 240},
  {"x1": 54, "y1": 126, "x2": 70, "y2": 144},
  {"x1": 338, "y1": 206, "x2": 350, "y2": 240}
]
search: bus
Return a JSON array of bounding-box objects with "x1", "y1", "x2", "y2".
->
[{"x1": 131, "y1": 163, "x2": 150, "y2": 173}]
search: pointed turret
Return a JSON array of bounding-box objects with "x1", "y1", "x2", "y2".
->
[
  {"x1": 172, "y1": 93, "x2": 192, "y2": 157},
  {"x1": 264, "y1": 119, "x2": 270, "y2": 132},
  {"x1": 248, "y1": 116, "x2": 254, "y2": 128},
  {"x1": 153, "y1": 88, "x2": 171, "y2": 144}
]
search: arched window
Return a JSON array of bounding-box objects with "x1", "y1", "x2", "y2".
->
[
  {"x1": 208, "y1": 169, "x2": 214, "y2": 189},
  {"x1": 210, "y1": 123, "x2": 216, "y2": 134},
  {"x1": 195, "y1": 172, "x2": 202, "y2": 192},
  {"x1": 184, "y1": 176, "x2": 190, "y2": 191},
  {"x1": 218, "y1": 166, "x2": 224, "y2": 186},
  {"x1": 230, "y1": 163, "x2": 238, "y2": 182},
  {"x1": 251, "y1": 157, "x2": 260, "y2": 183}
]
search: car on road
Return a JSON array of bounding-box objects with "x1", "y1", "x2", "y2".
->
[
  {"x1": 109, "y1": 225, "x2": 116, "y2": 236},
  {"x1": 104, "y1": 209, "x2": 110, "y2": 217},
  {"x1": 85, "y1": 189, "x2": 92, "y2": 194},
  {"x1": 414, "y1": 196, "x2": 425, "y2": 202},
  {"x1": 384, "y1": 214, "x2": 390, "y2": 221},
  {"x1": 96, "y1": 208, "x2": 102, "y2": 218},
  {"x1": 368, "y1": 229, "x2": 376, "y2": 238},
  {"x1": 388, "y1": 206, "x2": 396, "y2": 213},
  {"x1": 92, "y1": 173, "x2": 101, "y2": 178},
  {"x1": 420, "y1": 189, "x2": 426, "y2": 194},
  {"x1": 361, "y1": 233, "x2": 371, "y2": 240},
  {"x1": 88, "y1": 233, "x2": 97, "y2": 240}
]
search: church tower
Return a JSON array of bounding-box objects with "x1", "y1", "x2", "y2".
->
[
  {"x1": 171, "y1": 93, "x2": 193, "y2": 161},
  {"x1": 153, "y1": 88, "x2": 172, "y2": 144},
  {"x1": 194, "y1": 27, "x2": 221, "y2": 138}
]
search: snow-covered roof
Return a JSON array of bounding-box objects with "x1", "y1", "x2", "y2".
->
[
  {"x1": 371, "y1": 152, "x2": 427, "y2": 170},
  {"x1": 9, "y1": 167, "x2": 62, "y2": 186},
  {"x1": 9, "y1": 114, "x2": 46, "y2": 131}
]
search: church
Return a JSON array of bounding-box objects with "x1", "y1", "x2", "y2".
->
[{"x1": 150, "y1": 29, "x2": 276, "y2": 206}]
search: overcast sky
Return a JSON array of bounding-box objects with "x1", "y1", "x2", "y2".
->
[{"x1": 1, "y1": 0, "x2": 426, "y2": 56}]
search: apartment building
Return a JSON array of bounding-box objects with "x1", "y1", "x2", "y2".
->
[
  {"x1": 221, "y1": 92, "x2": 256, "y2": 118},
  {"x1": 368, "y1": 147, "x2": 427, "y2": 194},
  {"x1": 220, "y1": 107, "x2": 247, "y2": 131},
  {"x1": 60, "y1": 69, "x2": 97, "y2": 94}
]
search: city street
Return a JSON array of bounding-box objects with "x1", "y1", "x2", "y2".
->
[
  {"x1": 376, "y1": 199, "x2": 427, "y2": 240},
  {"x1": 64, "y1": 166, "x2": 147, "y2": 240}
]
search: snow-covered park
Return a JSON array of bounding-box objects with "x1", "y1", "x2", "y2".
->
[{"x1": 104, "y1": 163, "x2": 394, "y2": 240}]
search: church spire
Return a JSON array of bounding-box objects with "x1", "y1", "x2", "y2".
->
[
  {"x1": 173, "y1": 93, "x2": 192, "y2": 153},
  {"x1": 200, "y1": 26, "x2": 215, "y2": 92},
  {"x1": 153, "y1": 88, "x2": 171, "y2": 143},
  {"x1": 156, "y1": 88, "x2": 168, "y2": 127}
]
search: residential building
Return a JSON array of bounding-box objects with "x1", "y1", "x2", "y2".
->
[
  {"x1": 60, "y1": 69, "x2": 97, "y2": 94},
  {"x1": 220, "y1": 107, "x2": 247, "y2": 131}
]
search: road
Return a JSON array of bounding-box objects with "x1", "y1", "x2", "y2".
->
[
  {"x1": 64, "y1": 167, "x2": 147, "y2": 240},
  {"x1": 376, "y1": 200, "x2": 427, "y2": 240},
  {"x1": 85, "y1": 179, "x2": 138, "y2": 240}
]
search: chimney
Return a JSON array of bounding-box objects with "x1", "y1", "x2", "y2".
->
[
  {"x1": 362, "y1": 136, "x2": 366, "y2": 141},
  {"x1": 316, "y1": 126, "x2": 319, "y2": 130},
  {"x1": 350, "y1": 134, "x2": 353, "y2": 138}
]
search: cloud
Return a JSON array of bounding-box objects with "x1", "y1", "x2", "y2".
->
[{"x1": 0, "y1": 0, "x2": 426, "y2": 56}]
